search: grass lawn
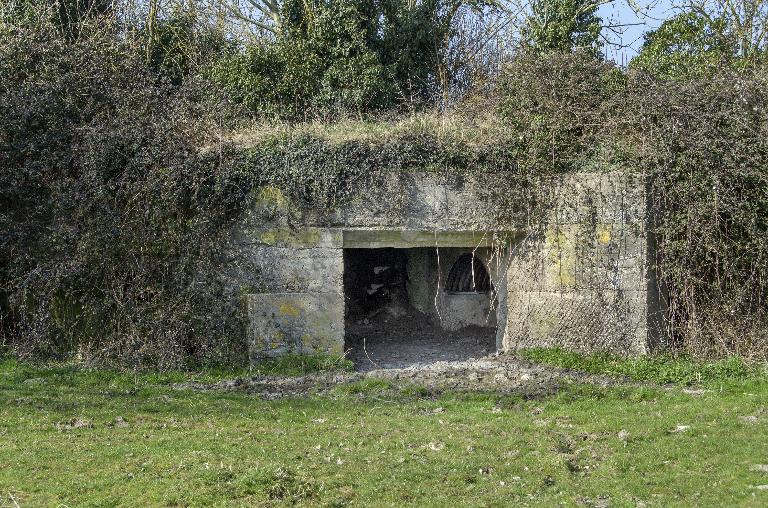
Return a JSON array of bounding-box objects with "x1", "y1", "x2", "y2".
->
[{"x1": 1, "y1": 355, "x2": 767, "y2": 507}]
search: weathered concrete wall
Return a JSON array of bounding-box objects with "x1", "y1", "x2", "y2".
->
[
  {"x1": 503, "y1": 172, "x2": 656, "y2": 355},
  {"x1": 228, "y1": 170, "x2": 658, "y2": 360},
  {"x1": 227, "y1": 222, "x2": 344, "y2": 359},
  {"x1": 247, "y1": 293, "x2": 343, "y2": 357},
  {"x1": 406, "y1": 247, "x2": 498, "y2": 332},
  {"x1": 312, "y1": 172, "x2": 513, "y2": 230}
]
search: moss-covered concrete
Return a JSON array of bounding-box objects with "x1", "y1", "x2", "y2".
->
[{"x1": 247, "y1": 293, "x2": 344, "y2": 359}]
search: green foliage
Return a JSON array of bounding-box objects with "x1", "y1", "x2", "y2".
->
[
  {"x1": 377, "y1": 0, "x2": 449, "y2": 102},
  {"x1": 522, "y1": 0, "x2": 603, "y2": 57},
  {"x1": 207, "y1": 42, "x2": 302, "y2": 117},
  {"x1": 632, "y1": 12, "x2": 733, "y2": 78},
  {"x1": 209, "y1": 0, "x2": 496, "y2": 119},
  {"x1": 276, "y1": 0, "x2": 398, "y2": 115},
  {"x1": 210, "y1": 0, "x2": 397, "y2": 119},
  {"x1": 520, "y1": 347, "x2": 763, "y2": 385},
  {"x1": 252, "y1": 353, "x2": 354, "y2": 376},
  {"x1": 2, "y1": 360, "x2": 768, "y2": 505}
]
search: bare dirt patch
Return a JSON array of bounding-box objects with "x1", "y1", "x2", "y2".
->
[
  {"x1": 345, "y1": 309, "x2": 496, "y2": 371},
  {"x1": 174, "y1": 353, "x2": 626, "y2": 399}
]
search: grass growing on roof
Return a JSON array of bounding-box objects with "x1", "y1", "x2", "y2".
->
[{"x1": 228, "y1": 112, "x2": 511, "y2": 148}]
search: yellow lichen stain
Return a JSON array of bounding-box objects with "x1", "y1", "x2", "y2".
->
[
  {"x1": 547, "y1": 230, "x2": 567, "y2": 249},
  {"x1": 255, "y1": 186, "x2": 289, "y2": 208},
  {"x1": 259, "y1": 231, "x2": 278, "y2": 245},
  {"x1": 557, "y1": 268, "x2": 576, "y2": 288},
  {"x1": 278, "y1": 301, "x2": 302, "y2": 317},
  {"x1": 546, "y1": 227, "x2": 576, "y2": 288},
  {"x1": 597, "y1": 225, "x2": 612, "y2": 245},
  {"x1": 299, "y1": 228, "x2": 321, "y2": 246}
]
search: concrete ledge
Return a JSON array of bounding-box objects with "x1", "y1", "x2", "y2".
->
[{"x1": 343, "y1": 229, "x2": 513, "y2": 248}]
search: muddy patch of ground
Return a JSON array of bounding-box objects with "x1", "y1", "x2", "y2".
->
[{"x1": 174, "y1": 353, "x2": 628, "y2": 400}]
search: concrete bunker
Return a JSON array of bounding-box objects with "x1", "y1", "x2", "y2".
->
[
  {"x1": 234, "y1": 170, "x2": 661, "y2": 366},
  {"x1": 342, "y1": 246, "x2": 498, "y2": 369}
]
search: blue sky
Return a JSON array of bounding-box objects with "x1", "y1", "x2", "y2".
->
[{"x1": 598, "y1": 0, "x2": 678, "y2": 63}]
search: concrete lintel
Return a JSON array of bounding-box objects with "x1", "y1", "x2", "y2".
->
[{"x1": 343, "y1": 229, "x2": 513, "y2": 248}]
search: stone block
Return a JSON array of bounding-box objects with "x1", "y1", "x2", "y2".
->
[
  {"x1": 438, "y1": 293, "x2": 496, "y2": 330},
  {"x1": 235, "y1": 227, "x2": 342, "y2": 249},
  {"x1": 506, "y1": 221, "x2": 648, "y2": 292},
  {"x1": 550, "y1": 171, "x2": 647, "y2": 225},
  {"x1": 247, "y1": 293, "x2": 344, "y2": 359},
  {"x1": 333, "y1": 172, "x2": 519, "y2": 230},
  {"x1": 243, "y1": 247, "x2": 343, "y2": 293},
  {"x1": 503, "y1": 289, "x2": 649, "y2": 355}
]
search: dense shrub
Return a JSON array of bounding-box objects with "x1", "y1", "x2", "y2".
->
[
  {"x1": 493, "y1": 50, "x2": 624, "y2": 173},
  {"x1": 210, "y1": 0, "x2": 397, "y2": 119},
  {"x1": 208, "y1": 0, "x2": 489, "y2": 119},
  {"x1": 0, "y1": 20, "x2": 251, "y2": 368},
  {"x1": 620, "y1": 68, "x2": 768, "y2": 359},
  {"x1": 143, "y1": 10, "x2": 234, "y2": 86},
  {"x1": 521, "y1": 0, "x2": 603, "y2": 57}
]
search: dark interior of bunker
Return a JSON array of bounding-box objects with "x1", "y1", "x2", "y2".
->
[{"x1": 343, "y1": 248, "x2": 497, "y2": 370}]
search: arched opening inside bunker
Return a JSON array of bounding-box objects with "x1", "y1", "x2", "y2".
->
[{"x1": 343, "y1": 246, "x2": 498, "y2": 370}]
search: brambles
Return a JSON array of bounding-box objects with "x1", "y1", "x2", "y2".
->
[{"x1": 620, "y1": 68, "x2": 768, "y2": 359}]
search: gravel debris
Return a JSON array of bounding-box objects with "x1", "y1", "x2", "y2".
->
[{"x1": 174, "y1": 353, "x2": 630, "y2": 399}]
